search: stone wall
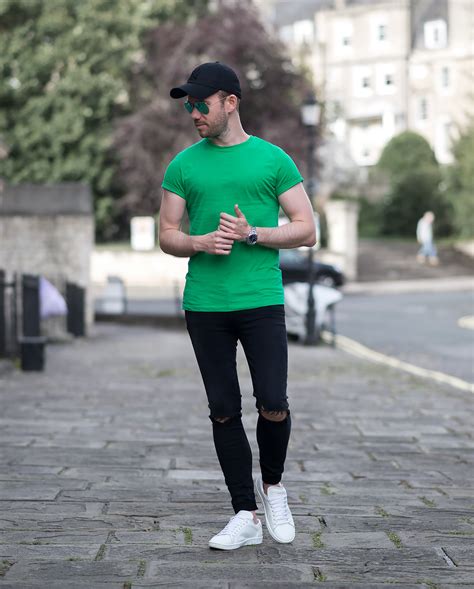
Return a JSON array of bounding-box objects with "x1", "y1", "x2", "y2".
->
[{"x1": 0, "y1": 183, "x2": 94, "y2": 330}]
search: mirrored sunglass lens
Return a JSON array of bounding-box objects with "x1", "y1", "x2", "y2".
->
[
  {"x1": 196, "y1": 102, "x2": 209, "y2": 114},
  {"x1": 184, "y1": 102, "x2": 193, "y2": 113}
]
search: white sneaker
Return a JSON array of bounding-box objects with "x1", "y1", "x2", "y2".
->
[
  {"x1": 208, "y1": 510, "x2": 263, "y2": 550},
  {"x1": 255, "y1": 476, "x2": 295, "y2": 543}
]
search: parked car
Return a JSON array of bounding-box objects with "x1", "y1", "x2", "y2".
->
[{"x1": 279, "y1": 249, "x2": 345, "y2": 288}]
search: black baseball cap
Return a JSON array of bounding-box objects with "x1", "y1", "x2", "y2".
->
[{"x1": 170, "y1": 62, "x2": 241, "y2": 100}]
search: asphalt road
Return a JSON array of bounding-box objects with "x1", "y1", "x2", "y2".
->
[{"x1": 337, "y1": 289, "x2": 474, "y2": 383}]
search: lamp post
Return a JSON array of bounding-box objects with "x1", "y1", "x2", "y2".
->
[{"x1": 300, "y1": 93, "x2": 321, "y2": 346}]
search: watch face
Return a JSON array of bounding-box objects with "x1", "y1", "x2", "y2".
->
[{"x1": 247, "y1": 233, "x2": 258, "y2": 244}]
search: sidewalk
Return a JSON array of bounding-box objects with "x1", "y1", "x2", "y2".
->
[{"x1": 0, "y1": 323, "x2": 473, "y2": 588}]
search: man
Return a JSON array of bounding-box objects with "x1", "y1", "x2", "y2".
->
[
  {"x1": 416, "y1": 211, "x2": 439, "y2": 266},
  {"x1": 160, "y1": 62, "x2": 316, "y2": 550}
]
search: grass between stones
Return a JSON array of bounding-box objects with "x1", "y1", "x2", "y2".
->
[
  {"x1": 423, "y1": 581, "x2": 440, "y2": 589},
  {"x1": 375, "y1": 505, "x2": 390, "y2": 517},
  {"x1": 386, "y1": 531, "x2": 403, "y2": 548},
  {"x1": 320, "y1": 483, "x2": 335, "y2": 496},
  {"x1": 137, "y1": 560, "x2": 146, "y2": 577},
  {"x1": 180, "y1": 526, "x2": 193, "y2": 545},
  {"x1": 419, "y1": 496, "x2": 437, "y2": 507},
  {"x1": 0, "y1": 560, "x2": 14, "y2": 577},
  {"x1": 312, "y1": 567, "x2": 327, "y2": 582},
  {"x1": 312, "y1": 531, "x2": 325, "y2": 549}
]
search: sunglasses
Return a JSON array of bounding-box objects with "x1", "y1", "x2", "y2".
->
[{"x1": 184, "y1": 96, "x2": 227, "y2": 115}]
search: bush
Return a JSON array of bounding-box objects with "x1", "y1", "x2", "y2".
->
[
  {"x1": 376, "y1": 131, "x2": 453, "y2": 237},
  {"x1": 357, "y1": 196, "x2": 384, "y2": 238},
  {"x1": 445, "y1": 124, "x2": 474, "y2": 238}
]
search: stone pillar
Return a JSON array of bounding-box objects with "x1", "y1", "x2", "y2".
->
[{"x1": 324, "y1": 200, "x2": 359, "y2": 281}]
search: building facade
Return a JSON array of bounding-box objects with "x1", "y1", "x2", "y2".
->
[{"x1": 262, "y1": 0, "x2": 474, "y2": 167}]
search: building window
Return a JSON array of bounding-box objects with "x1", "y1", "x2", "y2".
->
[
  {"x1": 354, "y1": 66, "x2": 373, "y2": 97},
  {"x1": 376, "y1": 64, "x2": 395, "y2": 95},
  {"x1": 424, "y1": 19, "x2": 447, "y2": 49},
  {"x1": 419, "y1": 98, "x2": 428, "y2": 121},
  {"x1": 336, "y1": 20, "x2": 353, "y2": 51},
  {"x1": 342, "y1": 35, "x2": 351, "y2": 46},
  {"x1": 441, "y1": 66, "x2": 450, "y2": 88}
]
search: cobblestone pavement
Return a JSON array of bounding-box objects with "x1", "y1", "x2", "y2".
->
[{"x1": 0, "y1": 323, "x2": 473, "y2": 589}]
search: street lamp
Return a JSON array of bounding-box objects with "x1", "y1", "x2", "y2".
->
[{"x1": 300, "y1": 92, "x2": 321, "y2": 345}]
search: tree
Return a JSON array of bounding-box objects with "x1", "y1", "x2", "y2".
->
[
  {"x1": 445, "y1": 123, "x2": 474, "y2": 238},
  {"x1": 114, "y1": 0, "x2": 313, "y2": 218},
  {"x1": 0, "y1": 0, "x2": 209, "y2": 240},
  {"x1": 376, "y1": 131, "x2": 452, "y2": 236}
]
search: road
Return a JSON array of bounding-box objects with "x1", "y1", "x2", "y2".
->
[
  {"x1": 95, "y1": 284, "x2": 474, "y2": 384},
  {"x1": 337, "y1": 289, "x2": 474, "y2": 383}
]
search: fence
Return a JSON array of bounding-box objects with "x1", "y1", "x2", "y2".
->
[{"x1": 0, "y1": 269, "x2": 86, "y2": 370}]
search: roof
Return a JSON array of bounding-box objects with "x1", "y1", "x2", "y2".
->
[{"x1": 0, "y1": 183, "x2": 93, "y2": 216}]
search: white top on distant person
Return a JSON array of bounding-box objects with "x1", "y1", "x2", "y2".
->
[{"x1": 416, "y1": 211, "x2": 439, "y2": 265}]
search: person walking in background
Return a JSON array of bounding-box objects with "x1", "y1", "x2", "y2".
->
[
  {"x1": 159, "y1": 62, "x2": 316, "y2": 550},
  {"x1": 416, "y1": 211, "x2": 439, "y2": 266}
]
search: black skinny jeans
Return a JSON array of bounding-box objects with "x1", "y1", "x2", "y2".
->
[{"x1": 185, "y1": 305, "x2": 291, "y2": 513}]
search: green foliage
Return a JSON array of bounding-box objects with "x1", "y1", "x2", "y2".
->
[
  {"x1": 376, "y1": 131, "x2": 453, "y2": 237},
  {"x1": 357, "y1": 196, "x2": 384, "y2": 238},
  {"x1": 445, "y1": 123, "x2": 474, "y2": 238},
  {"x1": 0, "y1": 0, "x2": 209, "y2": 241},
  {"x1": 377, "y1": 131, "x2": 438, "y2": 179},
  {"x1": 114, "y1": 1, "x2": 313, "y2": 217}
]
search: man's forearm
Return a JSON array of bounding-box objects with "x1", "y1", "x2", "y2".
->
[
  {"x1": 160, "y1": 228, "x2": 201, "y2": 257},
  {"x1": 256, "y1": 221, "x2": 316, "y2": 249}
]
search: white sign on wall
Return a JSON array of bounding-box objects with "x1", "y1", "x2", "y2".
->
[{"x1": 131, "y1": 216, "x2": 155, "y2": 251}]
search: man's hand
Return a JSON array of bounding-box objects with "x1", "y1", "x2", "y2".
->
[
  {"x1": 219, "y1": 204, "x2": 250, "y2": 242},
  {"x1": 195, "y1": 229, "x2": 235, "y2": 255}
]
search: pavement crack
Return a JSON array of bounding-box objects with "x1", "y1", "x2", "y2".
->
[
  {"x1": 94, "y1": 544, "x2": 107, "y2": 561},
  {"x1": 318, "y1": 516, "x2": 328, "y2": 528},
  {"x1": 436, "y1": 546, "x2": 458, "y2": 568},
  {"x1": 106, "y1": 530, "x2": 120, "y2": 543}
]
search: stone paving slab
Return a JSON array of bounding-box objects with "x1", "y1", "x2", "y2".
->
[{"x1": 0, "y1": 323, "x2": 473, "y2": 587}]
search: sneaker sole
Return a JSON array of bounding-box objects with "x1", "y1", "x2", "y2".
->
[
  {"x1": 256, "y1": 480, "x2": 295, "y2": 544},
  {"x1": 208, "y1": 534, "x2": 263, "y2": 550}
]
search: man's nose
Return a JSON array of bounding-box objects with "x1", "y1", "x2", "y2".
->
[{"x1": 191, "y1": 107, "x2": 202, "y2": 120}]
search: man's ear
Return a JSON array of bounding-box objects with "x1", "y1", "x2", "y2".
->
[{"x1": 227, "y1": 94, "x2": 238, "y2": 112}]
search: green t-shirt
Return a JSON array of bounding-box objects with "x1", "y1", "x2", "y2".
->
[{"x1": 162, "y1": 135, "x2": 303, "y2": 311}]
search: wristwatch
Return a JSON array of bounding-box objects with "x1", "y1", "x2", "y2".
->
[{"x1": 246, "y1": 226, "x2": 258, "y2": 245}]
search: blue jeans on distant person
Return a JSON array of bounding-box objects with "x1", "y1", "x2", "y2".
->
[{"x1": 419, "y1": 240, "x2": 437, "y2": 258}]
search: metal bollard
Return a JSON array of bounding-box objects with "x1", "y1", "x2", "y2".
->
[
  {"x1": 66, "y1": 282, "x2": 86, "y2": 337},
  {"x1": 20, "y1": 336, "x2": 46, "y2": 371}
]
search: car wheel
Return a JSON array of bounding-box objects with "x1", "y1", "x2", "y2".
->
[{"x1": 317, "y1": 274, "x2": 336, "y2": 288}]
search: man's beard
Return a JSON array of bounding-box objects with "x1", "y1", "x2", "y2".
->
[{"x1": 196, "y1": 109, "x2": 229, "y2": 139}]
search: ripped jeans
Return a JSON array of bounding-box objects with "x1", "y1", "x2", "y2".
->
[{"x1": 185, "y1": 305, "x2": 291, "y2": 512}]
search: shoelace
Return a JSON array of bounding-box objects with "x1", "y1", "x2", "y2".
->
[
  {"x1": 268, "y1": 490, "x2": 293, "y2": 526},
  {"x1": 220, "y1": 514, "x2": 249, "y2": 537}
]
